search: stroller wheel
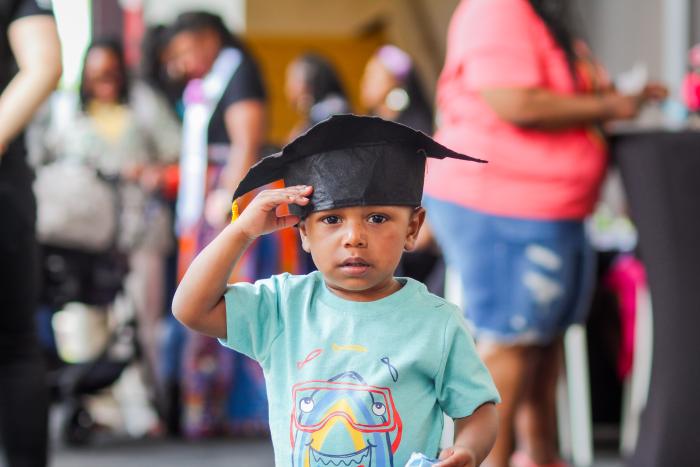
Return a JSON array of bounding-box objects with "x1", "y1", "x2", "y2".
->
[{"x1": 62, "y1": 404, "x2": 94, "y2": 446}]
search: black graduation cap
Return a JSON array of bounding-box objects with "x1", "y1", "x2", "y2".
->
[{"x1": 232, "y1": 114, "x2": 486, "y2": 217}]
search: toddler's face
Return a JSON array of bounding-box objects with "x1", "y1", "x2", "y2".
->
[{"x1": 298, "y1": 205, "x2": 425, "y2": 302}]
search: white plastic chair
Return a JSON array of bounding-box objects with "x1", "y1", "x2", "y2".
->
[{"x1": 619, "y1": 286, "x2": 653, "y2": 456}]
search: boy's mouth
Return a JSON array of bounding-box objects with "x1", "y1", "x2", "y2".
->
[{"x1": 339, "y1": 257, "x2": 371, "y2": 276}]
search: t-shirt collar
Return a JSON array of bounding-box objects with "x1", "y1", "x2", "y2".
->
[{"x1": 315, "y1": 271, "x2": 421, "y2": 317}]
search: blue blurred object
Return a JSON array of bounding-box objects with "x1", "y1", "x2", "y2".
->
[
  {"x1": 405, "y1": 452, "x2": 439, "y2": 466},
  {"x1": 662, "y1": 98, "x2": 688, "y2": 128}
]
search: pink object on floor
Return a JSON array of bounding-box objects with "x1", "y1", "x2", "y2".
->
[{"x1": 510, "y1": 451, "x2": 569, "y2": 467}]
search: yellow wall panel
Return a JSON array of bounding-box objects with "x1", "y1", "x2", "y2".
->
[{"x1": 246, "y1": 32, "x2": 385, "y2": 148}]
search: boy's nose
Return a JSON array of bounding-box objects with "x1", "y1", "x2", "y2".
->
[{"x1": 343, "y1": 223, "x2": 367, "y2": 248}]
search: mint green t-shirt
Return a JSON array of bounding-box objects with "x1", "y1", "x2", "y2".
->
[{"x1": 220, "y1": 271, "x2": 499, "y2": 467}]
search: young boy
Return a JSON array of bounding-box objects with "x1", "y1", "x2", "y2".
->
[{"x1": 173, "y1": 115, "x2": 500, "y2": 467}]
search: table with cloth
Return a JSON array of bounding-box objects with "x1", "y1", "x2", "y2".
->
[{"x1": 612, "y1": 129, "x2": 700, "y2": 467}]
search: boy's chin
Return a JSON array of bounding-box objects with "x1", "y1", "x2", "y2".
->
[{"x1": 327, "y1": 270, "x2": 381, "y2": 287}]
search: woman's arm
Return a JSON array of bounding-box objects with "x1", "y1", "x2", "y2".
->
[
  {"x1": 480, "y1": 83, "x2": 667, "y2": 130},
  {"x1": 172, "y1": 185, "x2": 312, "y2": 338},
  {"x1": 204, "y1": 99, "x2": 266, "y2": 226},
  {"x1": 0, "y1": 14, "x2": 61, "y2": 155},
  {"x1": 437, "y1": 403, "x2": 499, "y2": 467}
]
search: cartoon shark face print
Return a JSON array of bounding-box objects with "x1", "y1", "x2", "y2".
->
[{"x1": 290, "y1": 371, "x2": 403, "y2": 467}]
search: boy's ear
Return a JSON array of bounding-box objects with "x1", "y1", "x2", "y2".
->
[
  {"x1": 404, "y1": 207, "x2": 426, "y2": 252},
  {"x1": 297, "y1": 220, "x2": 311, "y2": 253}
]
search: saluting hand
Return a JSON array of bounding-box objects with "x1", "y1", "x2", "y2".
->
[{"x1": 235, "y1": 185, "x2": 313, "y2": 240}]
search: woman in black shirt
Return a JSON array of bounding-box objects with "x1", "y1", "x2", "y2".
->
[
  {"x1": 162, "y1": 11, "x2": 298, "y2": 437},
  {"x1": 0, "y1": 0, "x2": 61, "y2": 465}
]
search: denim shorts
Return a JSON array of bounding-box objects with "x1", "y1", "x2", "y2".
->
[{"x1": 424, "y1": 197, "x2": 595, "y2": 345}]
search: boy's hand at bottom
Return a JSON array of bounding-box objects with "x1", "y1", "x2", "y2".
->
[
  {"x1": 436, "y1": 403, "x2": 498, "y2": 467},
  {"x1": 436, "y1": 445, "x2": 476, "y2": 467}
]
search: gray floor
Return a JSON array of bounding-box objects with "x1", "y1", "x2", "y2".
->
[
  {"x1": 44, "y1": 404, "x2": 623, "y2": 467},
  {"x1": 49, "y1": 436, "x2": 623, "y2": 467},
  {"x1": 51, "y1": 437, "x2": 275, "y2": 467}
]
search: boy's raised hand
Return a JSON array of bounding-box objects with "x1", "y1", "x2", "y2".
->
[{"x1": 235, "y1": 185, "x2": 313, "y2": 240}]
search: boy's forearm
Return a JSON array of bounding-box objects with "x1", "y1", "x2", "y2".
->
[
  {"x1": 173, "y1": 185, "x2": 310, "y2": 337},
  {"x1": 172, "y1": 223, "x2": 253, "y2": 335},
  {"x1": 452, "y1": 403, "x2": 498, "y2": 465}
]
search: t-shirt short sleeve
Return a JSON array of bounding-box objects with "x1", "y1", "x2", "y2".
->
[
  {"x1": 1, "y1": 0, "x2": 54, "y2": 68},
  {"x1": 461, "y1": 0, "x2": 541, "y2": 89},
  {"x1": 15, "y1": 0, "x2": 53, "y2": 19},
  {"x1": 219, "y1": 53, "x2": 266, "y2": 108},
  {"x1": 435, "y1": 308, "x2": 500, "y2": 418},
  {"x1": 220, "y1": 274, "x2": 285, "y2": 362},
  {"x1": 206, "y1": 52, "x2": 266, "y2": 144},
  {"x1": 0, "y1": 0, "x2": 54, "y2": 155}
]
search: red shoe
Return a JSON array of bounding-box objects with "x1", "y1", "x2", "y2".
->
[{"x1": 510, "y1": 450, "x2": 569, "y2": 467}]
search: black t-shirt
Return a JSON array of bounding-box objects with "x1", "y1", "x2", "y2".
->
[
  {"x1": 0, "y1": 0, "x2": 53, "y2": 220},
  {"x1": 207, "y1": 51, "x2": 266, "y2": 145}
]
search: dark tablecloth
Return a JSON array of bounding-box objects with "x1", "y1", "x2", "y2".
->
[{"x1": 613, "y1": 130, "x2": 700, "y2": 466}]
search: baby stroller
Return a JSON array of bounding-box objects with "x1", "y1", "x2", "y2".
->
[
  {"x1": 39, "y1": 245, "x2": 139, "y2": 445},
  {"x1": 34, "y1": 165, "x2": 157, "y2": 445}
]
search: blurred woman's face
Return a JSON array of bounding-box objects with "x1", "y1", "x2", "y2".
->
[
  {"x1": 83, "y1": 47, "x2": 123, "y2": 104},
  {"x1": 360, "y1": 56, "x2": 398, "y2": 111},
  {"x1": 284, "y1": 61, "x2": 310, "y2": 112},
  {"x1": 164, "y1": 30, "x2": 221, "y2": 81}
]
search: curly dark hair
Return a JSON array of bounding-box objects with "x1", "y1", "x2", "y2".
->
[
  {"x1": 140, "y1": 25, "x2": 184, "y2": 111},
  {"x1": 293, "y1": 53, "x2": 348, "y2": 105},
  {"x1": 168, "y1": 11, "x2": 246, "y2": 52}
]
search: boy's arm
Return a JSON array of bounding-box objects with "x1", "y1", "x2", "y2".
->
[
  {"x1": 172, "y1": 185, "x2": 312, "y2": 338},
  {"x1": 437, "y1": 402, "x2": 498, "y2": 467},
  {"x1": 171, "y1": 223, "x2": 252, "y2": 338}
]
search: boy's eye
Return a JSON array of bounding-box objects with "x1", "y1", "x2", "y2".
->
[
  {"x1": 368, "y1": 214, "x2": 388, "y2": 224},
  {"x1": 321, "y1": 215, "x2": 341, "y2": 225}
]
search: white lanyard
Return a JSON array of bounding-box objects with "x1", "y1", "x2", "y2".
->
[{"x1": 176, "y1": 48, "x2": 242, "y2": 234}]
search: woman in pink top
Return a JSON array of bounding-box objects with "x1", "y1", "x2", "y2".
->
[{"x1": 423, "y1": 1, "x2": 666, "y2": 466}]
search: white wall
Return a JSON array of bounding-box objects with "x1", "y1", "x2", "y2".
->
[
  {"x1": 579, "y1": 0, "x2": 692, "y2": 98},
  {"x1": 578, "y1": 0, "x2": 664, "y2": 79}
]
